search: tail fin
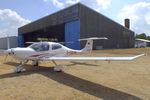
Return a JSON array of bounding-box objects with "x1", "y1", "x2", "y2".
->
[
  {"x1": 80, "y1": 37, "x2": 108, "y2": 52},
  {"x1": 82, "y1": 39, "x2": 93, "y2": 51}
]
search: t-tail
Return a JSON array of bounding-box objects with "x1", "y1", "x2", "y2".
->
[{"x1": 80, "y1": 37, "x2": 108, "y2": 53}]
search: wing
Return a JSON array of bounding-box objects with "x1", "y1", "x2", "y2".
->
[{"x1": 40, "y1": 54, "x2": 144, "y2": 61}]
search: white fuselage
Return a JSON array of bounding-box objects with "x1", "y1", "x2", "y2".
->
[{"x1": 9, "y1": 42, "x2": 80, "y2": 61}]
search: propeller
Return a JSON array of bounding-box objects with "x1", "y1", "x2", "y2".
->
[
  {"x1": 0, "y1": 49, "x2": 14, "y2": 63},
  {"x1": 3, "y1": 54, "x2": 8, "y2": 63}
]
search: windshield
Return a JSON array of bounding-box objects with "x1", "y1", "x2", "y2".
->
[{"x1": 29, "y1": 43, "x2": 49, "y2": 52}]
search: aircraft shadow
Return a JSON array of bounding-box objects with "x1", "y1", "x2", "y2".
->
[
  {"x1": 1, "y1": 62, "x2": 141, "y2": 100},
  {"x1": 68, "y1": 61, "x2": 98, "y2": 66}
]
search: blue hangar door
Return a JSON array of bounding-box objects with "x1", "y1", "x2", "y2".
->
[
  {"x1": 18, "y1": 34, "x2": 24, "y2": 47},
  {"x1": 65, "y1": 20, "x2": 80, "y2": 50}
]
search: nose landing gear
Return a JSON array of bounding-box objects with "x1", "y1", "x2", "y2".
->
[{"x1": 14, "y1": 60, "x2": 28, "y2": 73}]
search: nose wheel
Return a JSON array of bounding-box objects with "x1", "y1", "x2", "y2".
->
[
  {"x1": 14, "y1": 60, "x2": 28, "y2": 73},
  {"x1": 15, "y1": 65, "x2": 25, "y2": 73}
]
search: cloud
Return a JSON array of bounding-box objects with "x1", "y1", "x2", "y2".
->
[
  {"x1": 66, "y1": 0, "x2": 80, "y2": 6},
  {"x1": 44, "y1": 0, "x2": 112, "y2": 11},
  {"x1": 52, "y1": 0, "x2": 64, "y2": 8},
  {"x1": 0, "y1": 9, "x2": 30, "y2": 37},
  {"x1": 44, "y1": 0, "x2": 65, "y2": 8},
  {"x1": 95, "y1": 0, "x2": 111, "y2": 10},
  {"x1": 117, "y1": 2, "x2": 150, "y2": 35},
  {"x1": 145, "y1": 13, "x2": 150, "y2": 25}
]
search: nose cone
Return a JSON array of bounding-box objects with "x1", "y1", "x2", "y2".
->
[
  {"x1": 12, "y1": 48, "x2": 34, "y2": 54},
  {"x1": 5, "y1": 48, "x2": 16, "y2": 55},
  {"x1": 6, "y1": 49, "x2": 13, "y2": 55},
  {"x1": 10, "y1": 47, "x2": 35, "y2": 59},
  {"x1": 0, "y1": 49, "x2": 14, "y2": 56}
]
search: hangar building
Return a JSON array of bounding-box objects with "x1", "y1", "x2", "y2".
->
[{"x1": 18, "y1": 3, "x2": 134, "y2": 49}]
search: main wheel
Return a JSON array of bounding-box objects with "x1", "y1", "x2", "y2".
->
[
  {"x1": 54, "y1": 65, "x2": 64, "y2": 72},
  {"x1": 32, "y1": 61, "x2": 39, "y2": 66}
]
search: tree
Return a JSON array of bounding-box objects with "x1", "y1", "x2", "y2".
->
[
  {"x1": 136, "y1": 33, "x2": 147, "y2": 39},
  {"x1": 136, "y1": 33, "x2": 150, "y2": 40},
  {"x1": 146, "y1": 36, "x2": 150, "y2": 40}
]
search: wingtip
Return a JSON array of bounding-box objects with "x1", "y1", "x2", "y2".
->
[{"x1": 133, "y1": 54, "x2": 145, "y2": 59}]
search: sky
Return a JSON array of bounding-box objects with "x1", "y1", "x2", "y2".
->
[{"x1": 0, "y1": 0, "x2": 150, "y2": 37}]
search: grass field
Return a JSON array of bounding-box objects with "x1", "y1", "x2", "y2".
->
[{"x1": 0, "y1": 48, "x2": 150, "y2": 100}]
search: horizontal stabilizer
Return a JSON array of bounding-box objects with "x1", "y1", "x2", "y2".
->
[{"x1": 79, "y1": 37, "x2": 108, "y2": 41}]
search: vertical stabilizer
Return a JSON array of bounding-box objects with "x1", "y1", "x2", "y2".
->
[{"x1": 80, "y1": 37, "x2": 108, "y2": 52}]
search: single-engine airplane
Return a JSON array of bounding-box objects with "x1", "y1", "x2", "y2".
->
[{"x1": 0, "y1": 37, "x2": 144, "y2": 73}]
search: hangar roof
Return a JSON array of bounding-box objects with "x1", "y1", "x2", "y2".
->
[
  {"x1": 136, "y1": 39, "x2": 150, "y2": 42},
  {"x1": 18, "y1": 3, "x2": 133, "y2": 34},
  {"x1": 18, "y1": 3, "x2": 80, "y2": 34}
]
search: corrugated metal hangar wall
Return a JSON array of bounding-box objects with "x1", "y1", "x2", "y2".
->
[
  {"x1": 18, "y1": 3, "x2": 134, "y2": 49},
  {"x1": 79, "y1": 4, "x2": 134, "y2": 49},
  {"x1": 0, "y1": 36, "x2": 18, "y2": 50}
]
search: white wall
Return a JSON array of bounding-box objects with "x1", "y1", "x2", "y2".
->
[{"x1": 135, "y1": 40, "x2": 147, "y2": 48}]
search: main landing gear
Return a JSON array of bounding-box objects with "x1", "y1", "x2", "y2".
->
[
  {"x1": 14, "y1": 60, "x2": 65, "y2": 73},
  {"x1": 52, "y1": 60, "x2": 65, "y2": 72},
  {"x1": 32, "y1": 60, "x2": 39, "y2": 66}
]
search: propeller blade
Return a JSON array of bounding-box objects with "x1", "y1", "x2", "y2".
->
[{"x1": 4, "y1": 54, "x2": 8, "y2": 63}]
